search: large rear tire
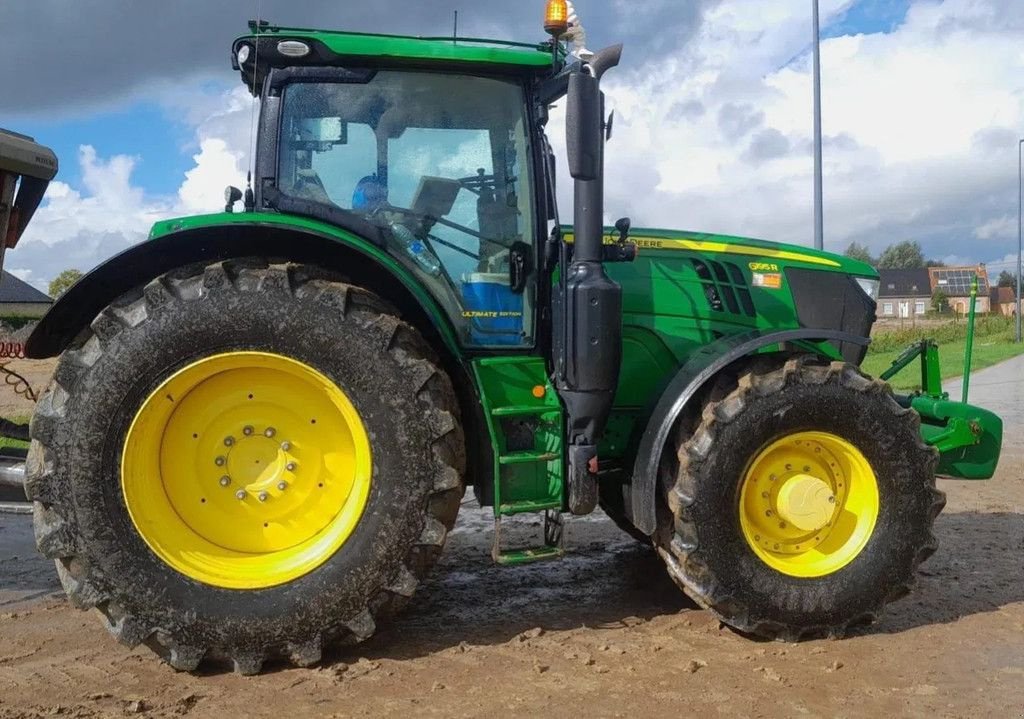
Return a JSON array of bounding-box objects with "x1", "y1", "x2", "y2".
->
[
  {"x1": 656, "y1": 355, "x2": 944, "y2": 640},
  {"x1": 26, "y1": 260, "x2": 465, "y2": 673}
]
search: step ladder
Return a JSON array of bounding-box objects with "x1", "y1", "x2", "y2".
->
[{"x1": 472, "y1": 357, "x2": 566, "y2": 566}]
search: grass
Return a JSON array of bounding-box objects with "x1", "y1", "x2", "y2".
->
[
  {"x1": 862, "y1": 315, "x2": 1024, "y2": 391},
  {"x1": 0, "y1": 414, "x2": 30, "y2": 453}
]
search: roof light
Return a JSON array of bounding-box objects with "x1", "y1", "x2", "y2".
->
[
  {"x1": 544, "y1": 0, "x2": 569, "y2": 37},
  {"x1": 236, "y1": 44, "x2": 251, "y2": 65},
  {"x1": 277, "y1": 40, "x2": 310, "y2": 58}
]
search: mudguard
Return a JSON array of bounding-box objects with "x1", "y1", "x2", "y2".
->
[
  {"x1": 628, "y1": 328, "x2": 871, "y2": 535},
  {"x1": 26, "y1": 213, "x2": 460, "y2": 359}
]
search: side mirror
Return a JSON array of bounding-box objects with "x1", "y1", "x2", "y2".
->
[
  {"x1": 615, "y1": 216, "x2": 631, "y2": 242},
  {"x1": 566, "y1": 70, "x2": 602, "y2": 181}
]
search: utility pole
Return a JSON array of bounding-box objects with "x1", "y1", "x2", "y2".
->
[
  {"x1": 1017, "y1": 139, "x2": 1023, "y2": 343},
  {"x1": 812, "y1": 0, "x2": 824, "y2": 250}
]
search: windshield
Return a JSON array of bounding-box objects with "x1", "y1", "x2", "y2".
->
[{"x1": 278, "y1": 71, "x2": 536, "y2": 348}]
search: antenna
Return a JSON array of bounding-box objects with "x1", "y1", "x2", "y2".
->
[{"x1": 453, "y1": 10, "x2": 458, "y2": 43}]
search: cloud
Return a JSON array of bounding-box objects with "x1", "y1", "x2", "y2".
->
[
  {"x1": 10, "y1": 88, "x2": 253, "y2": 289},
  {"x1": 9, "y1": 0, "x2": 1024, "y2": 293},
  {"x1": 1, "y1": 1, "x2": 715, "y2": 118},
  {"x1": 586, "y1": 0, "x2": 1024, "y2": 268}
]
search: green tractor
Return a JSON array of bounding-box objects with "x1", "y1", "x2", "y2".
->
[{"x1": 19, "y1": 6, "x2": 1001, "y2": 674}]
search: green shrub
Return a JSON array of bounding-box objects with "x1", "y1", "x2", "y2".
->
[{"x1": 870, "y1": 315, "x2": 1016, "y2": 354}]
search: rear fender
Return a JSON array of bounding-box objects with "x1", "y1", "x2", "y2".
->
[
  {"x1": 627, "y1": 329, "x2": 871, "y2": 535},
  {"x1": 26, "y1": 215, "x2": 461, "y2": 359}
]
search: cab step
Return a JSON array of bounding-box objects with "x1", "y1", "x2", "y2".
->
[{"x1": 492, "y1": 510, "x2": 565, "y2": 566}]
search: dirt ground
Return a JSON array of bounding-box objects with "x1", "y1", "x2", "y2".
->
[{"x1": 0, "y1": 359, "x2": 1021, "y2": 719}]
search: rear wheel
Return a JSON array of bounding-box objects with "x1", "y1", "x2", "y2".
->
[
  {"x1": 27, "y1": 260, "x2": 465, "y2": 673},
  {"x1": 656, "y1": 355, "x2": 944, "y2": 640}
]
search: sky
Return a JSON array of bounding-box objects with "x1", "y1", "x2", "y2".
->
[{"x1": 3, "y1": 0, "x2": 1023, "y2": 289}]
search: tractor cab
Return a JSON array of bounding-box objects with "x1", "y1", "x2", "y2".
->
[{"x1": 233, "y1": 26, "x2": 563, "y2": 350}]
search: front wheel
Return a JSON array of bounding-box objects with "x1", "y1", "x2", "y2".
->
[
  {"x1": 656, "y1": 356, "x2": 944, "y2": 640},
  {"x1": 27, "y1": 260, "x2": 465, "y2": 673}
]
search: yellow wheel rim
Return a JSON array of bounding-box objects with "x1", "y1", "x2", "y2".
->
[
  {"x1": 122, "y1": 352, "x2": 372, "y2": 590},
  {"x1": 738, "y1": 431, "x2": 879, "y2": 578}
]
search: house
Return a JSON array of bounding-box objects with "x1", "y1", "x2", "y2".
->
[
  {"x1": 989, "y1": 286, "x2": 1018, "y2": 317},
  {"x1": 0, "y1": 270, "x2": 52, "y2": 319},
  {"x1": 877, "y1": 268, "x2": 932, "y2": 318},
  {"x1": 928, "y1": 265, "x2": 991, "y2": 315}
]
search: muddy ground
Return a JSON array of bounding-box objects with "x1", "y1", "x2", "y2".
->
[{"x1": 0, "y1": 359, "x2": 1021, "y2": 718}]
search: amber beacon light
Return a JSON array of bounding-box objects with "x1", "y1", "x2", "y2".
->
[{"x1": 544, "y1": 0, "x2": 569, "y2": 37}]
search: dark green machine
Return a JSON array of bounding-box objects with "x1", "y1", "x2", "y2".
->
[{"x1": 19, "y1": 10, "x2": 1002, "y2": 674}]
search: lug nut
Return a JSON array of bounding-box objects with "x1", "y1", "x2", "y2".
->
[
  {"x1": 215, "y1": 456, "x2": 226, "y2": 467},
  {"x1": 286, "y1": 462, "x2": 297, "y2": 472},
  {"x1": 277, "y1": 481, "x2": 288, "y2": 491},
  {"x1": 235, "y1": 490, "x2": 247, "y2": 500},
  {"x1": 265, "y1": 428, "x2": 276, "y2": 438},
  {"x1": 281, "y1": 441, "x2": 291, "y2": 451},
  {"x1": 243, "y1": 426, "x2": 254, "y2": 436},
  {"x1": 258, "y1": 491, "x2": 269, "y2": 502},
  {"x1": 219, "y1": 476, "x2": 231, "y2": 487},
  {"x1": 224, "y1": 436, "x2": 235, "y2": 447}
]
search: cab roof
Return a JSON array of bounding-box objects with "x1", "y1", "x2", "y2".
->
[{"x1": 232, "y1": 23, "x2": 557, "y2": 92}]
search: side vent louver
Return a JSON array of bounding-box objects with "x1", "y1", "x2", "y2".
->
[{"x1": 691, "y1": 259, "x2": 756, "y2": 318}]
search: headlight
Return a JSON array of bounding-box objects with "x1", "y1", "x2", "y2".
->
[
  {"x1": 854, "y1": 277, "x2": 880, "y2": 301},
  {"x1": 236, "y1": 44, "x2": 251, "y2": 65}
]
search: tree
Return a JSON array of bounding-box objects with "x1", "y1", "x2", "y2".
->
[
  {"x1": 925, "y1": 259, "x2": 946, "y2": 268},
  {"x1": 48, "y1": 269, "x2": 82, "y2": 298},
  {"x1": 931, "y1": 289, "x2": 949, "y2": 314},
  {"x1": 877, "y1": 241, "x2": 925, "y2": 270},
  {"x1": 843, "y1": 242, "x2": 875, "y2": 267},
  {"x1": 998, "y1": 270, "x2": 1016, "y2": 288}
]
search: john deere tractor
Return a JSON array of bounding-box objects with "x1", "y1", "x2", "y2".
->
[{"x1": 15, "y1": 4, "x2": 1001, "y2": 674}]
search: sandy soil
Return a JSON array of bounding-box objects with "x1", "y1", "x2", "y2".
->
[
  {"x1": 0, "y1": 360, "x2": 1020, "y2": 718},
  {"x1": 0, "y1": 358, "x2": 54, "y2": 419}
]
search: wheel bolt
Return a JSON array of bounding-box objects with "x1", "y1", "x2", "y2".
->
[
  {"x1": 235, "y1": 490, "x2": 247, "y2": 500},
  {"x1": 828, "y1": 496, "x2": 836, "y2": 504},
  {"x1": 286, "y1": 462, "x2": 297, "y2": 472},
  {"x1": 243, "y1": 426, "x2": 254, "y2": 436},
  {"x1": 265, "y1": 428, "x2": 276, "y2": 438},
  {"x1": 258, "y1": 491, "x2": 269, "y2": 502},
  {"x1": 215, "y1": 456, "x2": 226, "y2": 467},
  {"x1": 281, "y1": 441, "x2": 291, "y2": 451},
  {"x1": 219, "y1": 476, "x2": 231, "y2": 487},
  {"x1": 277, "y1": 481, "x2": 288, "y2": 491},
  {"x1": 765, "y1": 510, "x2": 773, "y2": 517},
  {"x1": 224, "y1": 436, "x2": 235, "y2": 447},
  {"x1": 803, "y1": 466, "x2": 811, "y2": 472}
]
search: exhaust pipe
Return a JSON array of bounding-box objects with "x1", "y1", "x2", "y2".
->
[{"x1": 0, "y1": 456, "x2": 25, "y2": 490}]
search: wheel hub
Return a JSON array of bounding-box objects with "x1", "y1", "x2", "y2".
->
[
  {"x1": 775, "y1": 474, "x2": 835, "y2": 532},
  {"x1": 226, "y1": 433, "x2": 290, "y2": 489}
]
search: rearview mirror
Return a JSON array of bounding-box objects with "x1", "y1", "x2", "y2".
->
[
  {"x1": 295, "y1": 117, "x2": 348, "y2": 145},
  {"x1": 566, "y1": 71, "x2": 602, "y2": 181}
]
